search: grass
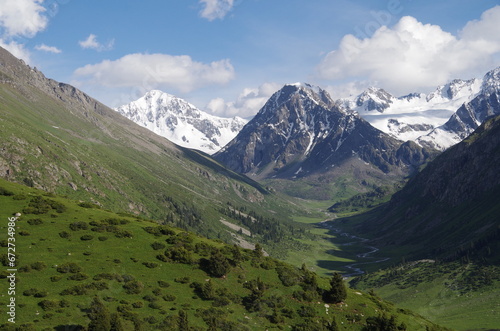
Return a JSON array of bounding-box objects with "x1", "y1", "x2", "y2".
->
[
  {"x1": 352, "y1": 262, "x2": 500, "y2": 330},
  {"x1": 0, "y1": 179, "x2": 445, "y2": 330}
]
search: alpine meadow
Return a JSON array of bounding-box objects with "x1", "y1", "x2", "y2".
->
[{"x1": 1, "y1": 1, "x2": 500, "y2": 330}]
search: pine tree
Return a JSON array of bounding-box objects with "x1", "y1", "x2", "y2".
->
[
  {"x1": 253, "y1": 243, "x2": 264, "y2": 258},
  {"x1": 87, "y1": 296, "x2": 111, "y2": 331},
  {"x1": 208, "y1": 250, "x2": 231, "y2": 277},
  {"x1": 324, "y1": 272, "x2": 347, "y2": 304},
  {"x1": 178, "y1": 310, "x2": 189, "y2": 331},
  {"x1": 201, "y1": 279, "x2": 215, "y2": 300},
  {"x1": 110, "y1": 312, "x2": 125, "y2": 331}
]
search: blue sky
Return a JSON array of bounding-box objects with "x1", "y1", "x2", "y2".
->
[{"x1": 1, "y1": 0, "x2": 499, "y2": 117}]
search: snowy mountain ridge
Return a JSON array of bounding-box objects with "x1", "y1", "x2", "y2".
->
[
  {"x1": 115, "y1": 90, "x2": 248, "y2": 154},
  {"x1": 339, "y1": 78, "x2": 483, "y2": 146}
]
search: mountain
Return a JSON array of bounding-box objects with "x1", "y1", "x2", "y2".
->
[
  {"x1": 214, "y1": 83, "x2": 435, "y2": 200},
  {"x1": 115, "y1": 90, "x2": 248, "y2": 154},
  {"x1": 354, "y1": 113, "x2": 500, "y2": 262},
  {"x1": 0, "y1": 46, "x2": 296, "y2": 248},
  {"x1": 342, "y1": 78, "x2": 482, "y2": 147},
  {"x1": 343, "y1": 114, "x2": 500, "y2": 331},
  {"x1": 418, "y1": 67, "x2": 500, "y2": 150}
]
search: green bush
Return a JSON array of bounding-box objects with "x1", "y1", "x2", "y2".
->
[
  {"x1": 59, "y1": 231, "x2": 71, "y2": 239},
  {"x1": 151, "y1": 242, "x2": 166, "y2": 250},
  {"x1": 162, "y1": 294, "x2": 176, "y2": 302},
  {"x1": 56, "y1": 262, "x2": 82, "y2": 274},
  {"x1": 38, "y1": 300, "x2": 59, "y2": 311},
  {"x1": 80, "y1": 234, "x2": 94, "y2": 241},
  {"x1": 27, "y1": 218, "x2": 43, "y2": 225},
  {"x1": 0, "y1": 187, "x2": 14, "y2": 196},
  {"x1": 123, "y1": 280, "x2": 144, "y2": 294},
  {"x1": 69, "y1": 221, "x2": 88, "y2": 231}
]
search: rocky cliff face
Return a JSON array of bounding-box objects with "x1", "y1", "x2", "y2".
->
[{"x1": 214, "y1": 83, "x2": 435, "y2": 180}]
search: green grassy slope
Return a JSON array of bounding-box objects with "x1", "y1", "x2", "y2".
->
[
  {"x1": 0, "y1": 49, "x2": 313, "y2": 258},
  {"x1": 351, "y1": 261, "x2": 500, "y2": 330},
  {"x1": 0, "y1": 179, "x2": 446, "y2": 330}
]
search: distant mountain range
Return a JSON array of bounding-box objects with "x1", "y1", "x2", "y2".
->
[
  {"x1": 115, "y1": 90, "x2": 247, "y2": 154},
  {"x1": 344, "y1": 68, "x2": 500, "y2": 151},
  {"x1": 116, "y1": 68, "x2": 500, "y2": 158}
]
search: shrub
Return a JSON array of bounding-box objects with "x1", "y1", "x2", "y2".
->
[
  {"x1": 151, "y1": 242, "x2": 166, "y2": 250},
  {"x1": 98, "y1": 236, "x2": 108, "y2": 241},
  {"x1": 30, "y1": 261, "x2": 46, "y2": 271},
  {"x1": 80, "y1": 234, "x2": 93, "y2": 241},
  {"x1": 38, "y1": 300, "x2": 59, "y2": 311},
  {"x1": 50, "y1": 275, "x2": 63, "y2": 282},
  {"x1": 142, "y1": 262, "x2": 159, "y2": 268},
  {"x1": 78, "y1": 202, "x2": 100, "y2": 209},
  {"x1": 59, "y1": 231, "x2": 71, "y2": 239},
  {"x1": 162, "y1": 294, "x2": 176, "y2": 302},
  {"x1": 132, "y1": 301, "x2": 144, "y2": 308},
  {"x1": 56, "y1": 262, "x2": 82, "y2": 274},
  {"x1": 158, "y1": 280, "x2": 170, "y2": 288},
  {"x1": 68, "y1": 273, "x2": 89, "y2": 281},
  {"x1": 0, "y1": 187, "x2": 14, "y2": 196},
  {"x1": 69, "y1": 221, "x2": 88, "y2": 231},
  {"x1": 174, "y1": 277, "x2": 190, "y2": 284},
  {"x1": 297, "y1": 305, "x2": 316, "y2": 318},
  {"x1": 123, "y1": 280, "x2": 144, "y2": 294},
  {"x1": 27, "y1": 218, "x2": 43, "y2": 225}
]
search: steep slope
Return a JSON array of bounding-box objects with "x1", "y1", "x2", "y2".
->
[
  {"x1": 0, "y1": 179, "x2": 445, "y2": 330},
  {"x1": 115, "y1": 90, "x2": 247, "y2": 154},
  {"x1": 355, "y1": 114, "x2": 500, "y2": 262},
  {"x1": 215, "y1": 83, "x2": 435, "y2": 200},
  {"x1": 0, "y1": 46, "x2": 287, "y2": 245}
]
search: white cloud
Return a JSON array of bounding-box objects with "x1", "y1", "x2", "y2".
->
[
  {"x1": 0, "y1": 39, "x2": 31, "y2": 62},
  {"x1": 78, "y1": 34, "x2": 114, "y2": 51},
  {"x1": 206, "y1": 82, "x2": 281, "y2": 118},
  {"x1": 199, "y1": 0, "x2": 234, "y2": 21},
  {"x1": 317, "y1": 6, "x2": 500, "y2": 95},
  {"x1": 35, "y1": 43, "x2": 61, "y2": 53},
  {"x1": 73, "y1": 53, "x2": 235, "y2": 95},
  {"x1": 0, "y1": 0, "x2": 48, "y2": 37}
]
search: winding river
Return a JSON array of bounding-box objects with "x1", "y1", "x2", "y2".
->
[{"x1": 320, "y1": 220, "x2": 390, "y2": 278}]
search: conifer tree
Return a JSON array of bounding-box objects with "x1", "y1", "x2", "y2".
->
[
  {"x1": 324, "y1": 272, "x2": 347, "y2": 304},
  {"x1": 208, "y1": 250, "x2": 231, "y2": 277},
  {"x1": 87, "y1": 296, "x2": 111, "y2": 331}
]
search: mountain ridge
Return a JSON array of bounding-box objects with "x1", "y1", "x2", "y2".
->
[{"x1": 115, "y1": 90, "x2": 247, "y2": 154}]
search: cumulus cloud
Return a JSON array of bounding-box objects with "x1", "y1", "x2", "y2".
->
[
  {"x1": 73, "y1": 53, "x2": 235, "y2": 95},
  {"x1": 0, "y1": 0, "x2": 52, "y2": 63},
  {"x1": 199, "y1": 0, "x2": 234, "y2": 21},
  {"x1": 78, "y1": 34, "x2": 114, "y2": 51},
  {"x1": 0, "y1": 39, "x2": 31, "y2": 62},
  {"x1": 0, "y1": 0, "x2": 48, "y2": 37},
  {"x1": 35, "y1": 43, "x2": 61, "y2": 53},
  {"x1": 317, "y1": 6, "x2": 500, "y2": 95},
  {"x1": 206, "y1": 82, "x2": 281, "y2": 118}
]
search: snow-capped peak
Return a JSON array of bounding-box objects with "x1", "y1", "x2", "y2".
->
[
  {"x1": 114, "y1": 90, "x2": 248, "y2": 154},
  {"x1": 354, "y1": 87, "x2": 395, "y2": 113},
  {"x1": 481, "y1": 67, "x2": 500, "y2": 95}
]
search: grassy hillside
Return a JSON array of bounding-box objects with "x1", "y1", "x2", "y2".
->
[
  {"x1": 0, "y1": 179, "x2": 445, "y2": 330},
  {"x1": 351, "y1": 261, "x2": 500, "y2": 330},
  {"x1": 0, "y1": 49, "x2": 319, "y2": 261}
]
